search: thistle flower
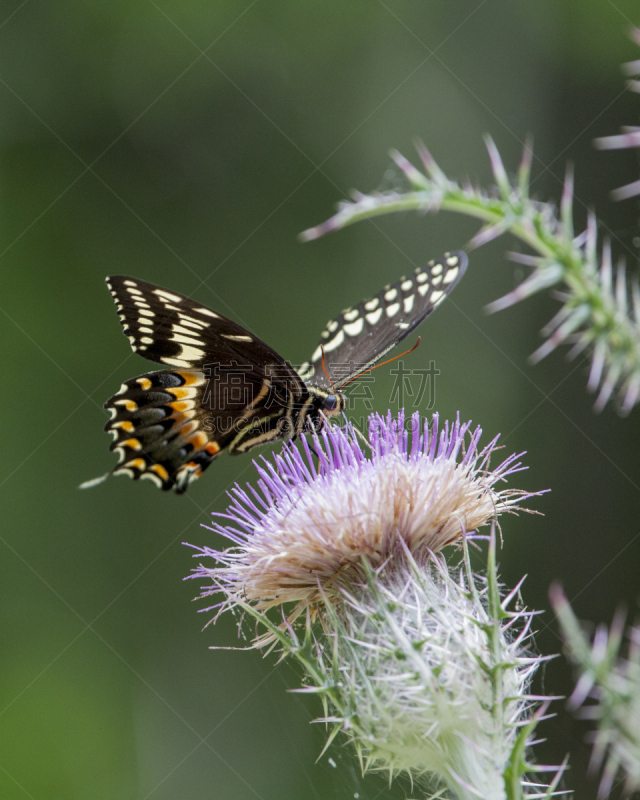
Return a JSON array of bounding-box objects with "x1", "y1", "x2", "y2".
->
[
  {"x1": 188, "y1": 413, "x2": 562, "y2": 799},
  {"x1": 190, "y1": 411, "x2": 534, "y2": 619},
  {"x1": 551, "y1": 585, "x2": 640, "y2": 798}
]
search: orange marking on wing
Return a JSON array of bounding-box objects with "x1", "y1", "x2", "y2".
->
[
  {"x1": 175, "y1": 370, "x2": 203, "y2": 387},
  {"x1": 136, "y1": 377, "x2": 153, "y2": 390},
  {"x1": 150, "y1": 464, "x2": 169, "y2": 481},
  {"x1": 115, "y1": 399, "x2": 138, "y2": 412},
  {"x1": 177, "y1": 420, "x2": 199, "y2": 438},
  {"x1": 183, "y1": 462, "x2": 202, "y2": 476},
  {"x1": 122, "y1": 438, "x2": 142, "y2": 450},
  {"x1": 167, "y1": 387, "x2": 195, "y2": 400},
  {"x1": 168, "y1": 400, "x2": 194, "y2": 413},
  {"x1": 205, "y1": 442, "x2": 221, "y2": 456},
  {"x1": 187, "y1": 431, "x2": 208, "y2": 451},
  {"x1": 125, "y1": 458, "x2": 146, "y2": 471},
  {"x1": 171, "y1": 420, "x2": 199, "y2": 438},
  {"x1": 113, "y1": 420, "x2": 134, "y2": 432},
  {"x1": 169, "y1": 410, "x2": 196, "y2": 426}
]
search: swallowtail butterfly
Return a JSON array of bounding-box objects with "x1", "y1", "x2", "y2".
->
[{"x1": 81, "y1": 251, "x2": 467, "y2": 493}]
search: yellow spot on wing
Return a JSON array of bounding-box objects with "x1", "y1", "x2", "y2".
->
[
  {"x1": 386, "y1": 302, "x2": 400, "y2": 317},
  {"x1": 161, "y1": 357, "x2": 194, "y2": 368},
  {"x1": 114, "y1": 399, "x2": 138, "y2": 411},
  {"x1": 343, "y1": 318, "x2": 364, "y2": 337},
  {"x1": 188, "y1": 431, "x2": 208, "y2": 450},
  {"x1": 176, "y1": 371, "x2": 204, "y2": 386},
  {"x1": 194, "y1": 307, "x2": 219, "y2": 318},
  {"x1": 150, "y1": 464, "x2": 169, "y2": 481},
  {"x1": 323, "y1": 329, "x2": 344, "y2": 353},
  {"x1": 171, "y1": 333, "x2": 205, "y2": 347},
  {"x1": 140, "y1": 472, "x2": 163, "y2": 488},
  {"x1": 169, "y1": 400, "x2": 196, "y2": 413},
  {"x1": 113, "y1": 420, "x2": 134, "y2": 432},
  {"x1": 167, "y1": 386, "x2": 196, "y2": 400},
  {"x1": 125, "y1": 458, "x2": 146, "y2": 471},
  {"x1": 154, "y1": 289, "x2": 182, "y2": 303}
]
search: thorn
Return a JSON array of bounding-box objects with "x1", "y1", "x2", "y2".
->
[
  {"x1": 561, "y1": 164, "x2": 574, "y2": 241},
  {"x1": 483, "y1": 134, "x2": 511, "y2": 199}
]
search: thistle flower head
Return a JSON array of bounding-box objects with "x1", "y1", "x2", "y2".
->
[
  {"x1": 188, "y1": 412, "x2": 558, "y2": 798},
  {"x1": 190, "y1": 411, "x2": 536, "y2": 618}
]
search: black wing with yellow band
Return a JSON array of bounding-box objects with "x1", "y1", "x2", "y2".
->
[{"x1": 302, "y1": 251, "x2": 467, "y2": 390}]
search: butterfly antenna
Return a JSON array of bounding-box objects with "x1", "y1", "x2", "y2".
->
[
  {"x1": 340, "y1": 337, "x2": 421, "y2": 390},
  {"x1": 321, "y1": 345, "x2": 338, "y2": 395}
]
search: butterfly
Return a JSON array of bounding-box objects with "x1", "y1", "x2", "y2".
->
[{"x1": 80, "y1": 251, "x2": 467, "y2": 493}]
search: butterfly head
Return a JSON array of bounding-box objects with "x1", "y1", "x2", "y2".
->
[
  {"x1": 306, "y1": 385, "x2": 347, "y2": 422},
  {"x1": 322, "y1": 392, "x2": 347, "y2": 417}
]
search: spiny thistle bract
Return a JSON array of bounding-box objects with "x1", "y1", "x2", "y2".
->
[
  {"x1": 301, "y1": 137, "x2": 640, "y2": 415},
  {"x1": 552, "y1": 585, "x2": 640, "y2": 799},
  {"x1": 187, "y1": 412, "x2": 566, "y2": 799},
  {"x1": 594, "y1": 27, "x2": 640, "y2": 201}
]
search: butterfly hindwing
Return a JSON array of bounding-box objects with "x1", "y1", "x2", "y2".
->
[
  {"x1": 103, "y1": 366, "x2": 295, "y2": 493},
  {"x1": 304, "y1": 252, "x2": 468, "y2": 389}
]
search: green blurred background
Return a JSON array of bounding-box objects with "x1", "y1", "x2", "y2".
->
[{"x1": 1, "y1": 1, "x2": 640, "y2": 798}]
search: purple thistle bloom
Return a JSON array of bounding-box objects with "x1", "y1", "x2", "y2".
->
[{"x1": 188, "y1": 411, "x2": 540, "y2": 621}]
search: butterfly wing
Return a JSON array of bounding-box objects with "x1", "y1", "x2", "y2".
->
[
  {"x1": 98, "y1": 366, "x2": 294, "y2": 493},
  {"x1": 106, "y1": 275, "x2": 303, "y2": 385},
  {"x1": 86, "y1": 277, "x2": 307, "y2": 493},
  {"x1": 303, "y1": 252, "x2": 467, "y2": 389}
]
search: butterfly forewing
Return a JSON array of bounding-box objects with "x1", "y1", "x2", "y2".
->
[
  {"x1": 106, "y1": 275, "x2": 303, "y2": 386},
  {"x1": 305, "y1": 252, "x2": 467, "y2": 389}
]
